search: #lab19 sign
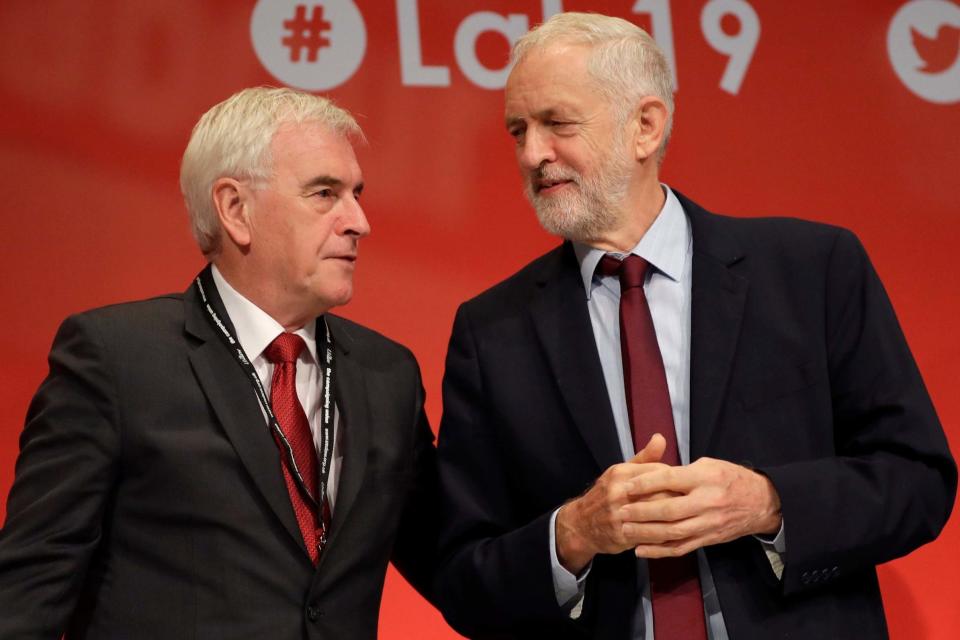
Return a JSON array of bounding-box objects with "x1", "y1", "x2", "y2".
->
[
  {"x1": 251, "y1": 1, "x2": 959, "y2": 102},
  {"x1": 250, "y1": 0, "x2": 765, "y2": 95}
]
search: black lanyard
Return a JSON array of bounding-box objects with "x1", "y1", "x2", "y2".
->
[{"x1": 194, "y1": 266, "x2": 334, "y2": 521}]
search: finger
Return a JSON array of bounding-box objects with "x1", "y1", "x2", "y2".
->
[
  {"x1": 620, "y1": 493, "x2": 697, "y2": 523},
  {"x1": 629, "y1": 433, "x2": 667, "y2": 464},
  {"x1": 622, "y1": 514, "x2": 710, "y2": 546},
  {"x1": 633, "y1": 536, "x2": 704, "y2": 558},
  {"x1": 628, "y1": 463, "x2": 703, "y2": 497},
  {"x1": 609, "y1": 461, "x2": 669, "y2": 486},
  {"x1": 610, "y1": 434, "x2": 670, "y2": 485},
  {"x1": 626, "y1": 489, "x2": 682, "y2": 503}
]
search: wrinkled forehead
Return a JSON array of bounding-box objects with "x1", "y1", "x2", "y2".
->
[
  {"x1": 505, "y1": 44, "x2": 601, "y2": 118},
  {"x1": 508, "y1": 42, "x2": 595, "y2": 86},
  {"x1": 270, "y1": 119, "x2": 352, "y2": 148},
  {"x1": 268, "y1": 120, "x2": 363, "y2": 185}
]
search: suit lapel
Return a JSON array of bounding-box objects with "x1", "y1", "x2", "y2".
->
[
  {"x1": 183, "y1": 275, "x2": 307, "y2": 557},
  {"x1": 680, "y1": 193, "x2": 749, "y2": 459},
  {"x1": 529, "y1": 244, "x2": 623, "y2": 472},
  {"x1": 317, "y1": 315, "x2": 370, "y2": 561}
]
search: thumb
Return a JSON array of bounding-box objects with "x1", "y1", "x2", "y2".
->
[{"x1": 630, "y1": 433, "x2": 667, "y2": 464}]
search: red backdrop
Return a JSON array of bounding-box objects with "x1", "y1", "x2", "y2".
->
[{"x1": 1, "y1": 1, "x2": 957, "y2": 637}]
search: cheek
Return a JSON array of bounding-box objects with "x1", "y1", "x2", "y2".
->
[
  {"x1": 515, "y1": 148, "x2": 533, "y2": 177},
  {"x1": 554, "y1": 140, "x2": 590, "y2": 172},
  {"x1": 293, "y1": 222, "x2": 340, "y2": 278},
  {"x1": 581, "y1": 129, "x2": 616, "y2": 159},
  {"x1": 312, "y1": 221, "x2": 339, "y2": 256}
]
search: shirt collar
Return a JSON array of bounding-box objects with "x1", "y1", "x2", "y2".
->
[
  {"x1": 210, "y1": 264, "x2": 318, "y2": 364},
  {"x1": 573, "y1": 185, "x2": 690, "y2": 299}
]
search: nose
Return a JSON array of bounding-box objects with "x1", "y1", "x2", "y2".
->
[
  {"x1": 517, "y1": 126, "x2": 556, "y2": 171},
  {"x1": 341, "y1": 196, "x2": 370, "y2": 239}
]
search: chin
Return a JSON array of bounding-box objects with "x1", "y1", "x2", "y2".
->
[
  {"x1": 534, "y1": 203, "x2": 581, "y2": 238},
  {"x1": 317, "y1": 288, "x2": 354, "y2": 314}
]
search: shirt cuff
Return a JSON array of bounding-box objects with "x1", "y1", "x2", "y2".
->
[
  {"x1": 754, "y1": 519, "x2": 787, "y2": 579},
  {"x1": 549, "y1": 508, "x2": 591, "y2": 609}
]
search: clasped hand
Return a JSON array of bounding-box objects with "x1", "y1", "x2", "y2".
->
[{"x1": 555, "y1": 434, "x2": 782, "y2": 574}]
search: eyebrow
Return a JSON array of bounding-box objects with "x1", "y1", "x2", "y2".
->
[
  {"x1": 505, "y1": 108, "x2": 564, "y2": 130},
  {"x1": 303, "y1": 175, "x2": 364, "y2": 193},
  {"x1": 304, "y1": 175, "x2": 343, "y2": 190}
]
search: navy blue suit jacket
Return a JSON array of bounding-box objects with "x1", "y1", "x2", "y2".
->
[{"x1": 435, "y1": 192, "x2": 956, "y2": 639}]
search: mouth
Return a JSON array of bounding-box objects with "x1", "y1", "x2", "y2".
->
[
  {"x1": 538, "y1": 181, "x2": 568, "y2": 194},
  {"x1": 533, "y1": 175, "x2": 576, "y2": 195}
]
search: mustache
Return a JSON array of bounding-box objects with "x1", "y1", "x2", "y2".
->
[{"x1": 527, "y1": 165, "x2": 581, "y2": 193}]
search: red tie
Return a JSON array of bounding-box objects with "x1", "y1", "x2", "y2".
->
[
  {"x1": 599, "y1": 255, "x2": 707, "y2": 639},
  {"x1": 264, "y1": 333, "x2": 329, "y2": 565}
]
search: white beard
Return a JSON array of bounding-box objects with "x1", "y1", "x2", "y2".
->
[{"x1": 525, "y1": 145, "x2": 634, "y2": 243}]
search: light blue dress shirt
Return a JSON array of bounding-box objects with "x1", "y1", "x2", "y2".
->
[{"x1": 547, "y1": 186, "x2": 730, "y2": 639}]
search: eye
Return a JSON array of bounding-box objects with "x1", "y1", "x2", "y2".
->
[
  {"x1": 314, "y1": 188, "x2": 334, "y2": 199},
  {"x1": 507, "y1": 124, "x2": 526, "y2": 142}
]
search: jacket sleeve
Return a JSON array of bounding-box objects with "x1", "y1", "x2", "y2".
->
[
  {"x1": 759, "y1": 229, "x2": 957, "y2": 595},
  {"x1": 434, "y1": 304, "x2": 569, "y2": 637},
  {"x1": 0, "y1": 313, "x2": 121, "y2": 638},
  {"x1": 389, "y1": 361, "x2": 441, "y2": 605}
]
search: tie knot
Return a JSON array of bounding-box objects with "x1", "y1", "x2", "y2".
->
[
  {"x1": 598, "y1": 254, "x2": 648, "y2": 289},
  {"x1": 264, "y1": 333, "x2": 306, "y2": 365}
]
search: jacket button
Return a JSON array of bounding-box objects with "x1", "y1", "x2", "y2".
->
[{"x1": 307, "y1": 605, "x2": 320, "y2": 622}]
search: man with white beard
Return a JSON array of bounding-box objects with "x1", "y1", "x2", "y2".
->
[{"x1": 433, "y1": 11, "x2": 955, "y2": 640}]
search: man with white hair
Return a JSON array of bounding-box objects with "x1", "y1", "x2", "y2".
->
[
  {"x1": 435, "y1": 12, "x2": 955, "y2": 639},
  {"x1": 0, "y1": 87, "x2": 438, "y2": 639}
]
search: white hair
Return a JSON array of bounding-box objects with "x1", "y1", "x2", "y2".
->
[
  {"x1": 179, "y1": 86, "x2": 363, "y2": 257},
  {"x1": 511, "y1": 12, "x2": 675, "y2": 159}
]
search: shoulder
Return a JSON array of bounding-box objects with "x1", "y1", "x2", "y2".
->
[
  {"x1": 716, "y1": 213, "x2": 852, "y2": 247},
  {"x1": 42, "y1": 294, "x2": 188, "y2": 389},
  {"x1": 58, "y1": 293, "x2": 185, "y2": 339},
  {"x1": 456, "y1": 244, "x2": 568, "y2": 318},
  {"x1": 677, "y1": 190, "x2": 865, "y2": 268},
  {"x1": 326, "y1": 314, "x2": 419, "y2": 370}
]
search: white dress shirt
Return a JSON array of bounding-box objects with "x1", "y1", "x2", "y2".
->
[{"x1": 211, "y1": 265, "x2": 342, "y2": 511}]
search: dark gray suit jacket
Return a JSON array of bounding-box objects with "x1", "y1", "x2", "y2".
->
[
  {"x1": 0, "y1": 273, "x2": 438, "y2": 639},
  {"x1": 434, "y1": 192, "x2": 956, "y2": 639}
]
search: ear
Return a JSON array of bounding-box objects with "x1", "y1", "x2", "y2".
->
[
  {"x1": 212, "y1": 177, "x2": 252, "y2": 249},
  {"x1": 631, "y1": 96, "x2": 669, "y2": 162}
]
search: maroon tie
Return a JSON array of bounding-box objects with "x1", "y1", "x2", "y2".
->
[
  {"x1": 599, "y1": 255, "x2": 707, "y2": 639},
  {"x1": 264, "y1": 333, "x2": 329, "y2": 565}
]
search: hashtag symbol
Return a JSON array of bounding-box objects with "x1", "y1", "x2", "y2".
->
[{"x1": 282, "y1": 4, "x2": 332, "y2": 63}]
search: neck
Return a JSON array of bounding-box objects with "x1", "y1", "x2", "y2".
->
[
  {"x1": 586, "y1": 180, "x2": 666, "y2": 253},
  {"x1": 213, "y1": 260, "x2": 316, "y2": 332}
]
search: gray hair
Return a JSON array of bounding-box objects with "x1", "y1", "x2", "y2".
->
[
  {"x1": 511, "y1": 12, "x2": 675, "y2": 159},
  {"x1": 179, "y1": 86, "x2": 363, "y2": 257}
]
